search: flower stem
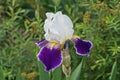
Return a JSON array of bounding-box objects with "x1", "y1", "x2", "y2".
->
[
  {"x1": 54, "y1": 6, "x2": 57, "y2": 13},
  {"x1": 49, "y1": 71, "x2": 53, "y2": 80},
  {"x1": 66, "y1": 76, "x2": 70, "y2": 80}
]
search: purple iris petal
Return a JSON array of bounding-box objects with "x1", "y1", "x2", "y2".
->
[
  {"x1": 72, "y1": 38, "x2": 92, "y2": 56},
  {"x1": 37, "y1": 43, "x2": 62, "y2": 72},
  {"x1": 35, "y1": 39, "x2": 48, "y2": 48}
]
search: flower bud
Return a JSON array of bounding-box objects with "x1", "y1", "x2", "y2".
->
[{"x1": 62, "y1": 49, "x2": 71, "y2": 77}]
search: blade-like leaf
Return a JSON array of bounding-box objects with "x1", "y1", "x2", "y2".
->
[
  {"x1": 53, "y1": 66, "x2": 62, "y2": 80},
  {"x1": 109, "y1": 61, "x2": 117, "y2": 80},
  {"x1": 0, "y1": 67, "x2": 4, "y2": 80},
  {"x1": 38, "y1": 61, "x2": 49, "y2": 80},
  {"x1": 16, "y1": 68, "x2": 26, "y2": 80},
  {"x1": 70, "y1": 57, "x2": 85, "y2": 80}
]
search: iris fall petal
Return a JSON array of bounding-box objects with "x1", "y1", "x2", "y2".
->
[
  {"x1": 72, "y1": 38, "x2": 92, "y2": 56},
  {"x1": 37, "y1": 43, "x2": 62, "y2": 72}
]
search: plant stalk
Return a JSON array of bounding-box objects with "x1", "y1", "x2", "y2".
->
[
  {"x1": 66, "y1": 76, "x2": 70, "y2": 80},
  {"x1": 49, "y1": 71, "x2": 53, "y2": 80}
]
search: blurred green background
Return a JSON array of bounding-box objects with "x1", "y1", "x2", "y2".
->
[{"x1": 0, "y1": 0, "x2": 120, "y2": 80}]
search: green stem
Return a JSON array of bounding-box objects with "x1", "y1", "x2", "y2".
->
[
  {"x1": 66, "y1": 76, "x2": 70, "y2": 80},
  {"x1": 49, "y1": 71, "x2": 53, "y2": 80},
  {"x1": 54, "y1": 6, "x2": 57, "y2": 13}
]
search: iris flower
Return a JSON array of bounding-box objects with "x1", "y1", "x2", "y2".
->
[{"x1": 35, "y1": 11, "x2": 92, "y2": 72}]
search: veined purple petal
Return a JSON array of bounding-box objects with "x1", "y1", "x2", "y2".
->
[
  {"x1": 37, "y1": 43, "x2": 62, "y2": 72},
  {"x1": 35, "y1": 39, "x2": 48, "y2": 48},
  {"x1": 72, "y1": 38, "x2": 92, "y2": 56}
]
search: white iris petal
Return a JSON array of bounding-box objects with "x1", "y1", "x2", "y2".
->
[{"x1": 44, "y1": 11, "x2": 74, "y2": 43}]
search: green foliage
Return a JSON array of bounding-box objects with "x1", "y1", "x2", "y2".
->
[
  {"x1": 52, "y1": 66, "x2": 62, "y2": 80},
  {"x1": 109, "y1": 61, "x2": 117, "y2": 80},
  {"x1": 0, "y1": 67, "x2": 4, "y2": 80},
  {"x1": 37, "y1": 61, "x2": 49, "y2": 80},
  {"x1": 70, "y1": 57, "x2": 85, "y2": 80},
  {"x1": 0, "y1": 0, "x2": 120, "y2": 80}
]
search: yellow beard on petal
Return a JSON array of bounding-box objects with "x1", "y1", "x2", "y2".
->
[
  {"x1": 72, "y1": 35, "x2": 80, "y2": 39},
  {"x1": 49, "y1": 40, "x2": 65, "y2": 50},
  {"x1": 49, "y1": 41, "x2": 59, "y2": 50}
]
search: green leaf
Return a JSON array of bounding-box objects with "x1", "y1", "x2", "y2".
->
[
  {"x1": 53, "y1": 66, "x2": 62, "y2": 80},
  {"x1": 0, "y1": 67, "x2": 4, "y2": 80},
  {"x1": 38, "y1": 61, "x2": 49, "y2": 80},
  {"x1": 52, "y1": 0, "x2": 61, "y2": 6},
  {"x1": 70, "y1": 57, "x2": 85, "y2": 80},
  {"x1": 16, "y1": 68, "x2": 26, "y2": 80},
  {"x1": 109, "y1": 61, "x2": 117, "y2": 80}
]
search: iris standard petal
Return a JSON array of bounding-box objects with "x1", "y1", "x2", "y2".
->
[
  {"x1": 72, "y1": 38, "x2": 92, "y2": 56},
  {"x1": 35, "y1": 39, "x2": 48, "y2": 48},
  {"x1": 44, "y1": 11, "x2": 74, "y2": 43},
  {"x1": 37, "y1": 43, "x2": 62, "y2": 72}
]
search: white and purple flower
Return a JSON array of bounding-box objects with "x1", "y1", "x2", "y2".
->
[{"x1": 35, "y1": 11, "x2": 93, "y2": 72}]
